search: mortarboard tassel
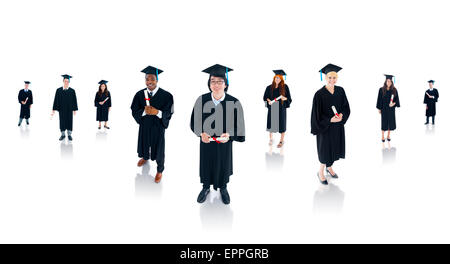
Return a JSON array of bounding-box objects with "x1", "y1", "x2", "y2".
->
[{"x1": 320, "y1": 70, "x2": 323, "y2": 81}]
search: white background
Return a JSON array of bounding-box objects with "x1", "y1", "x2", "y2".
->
[{"x1": 0, "y1": 0, "x2": 449, "y2": 243}]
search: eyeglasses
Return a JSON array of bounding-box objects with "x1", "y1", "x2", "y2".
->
[{"x1": 210, "y1": 80, "x2": 225, "y2": 85}]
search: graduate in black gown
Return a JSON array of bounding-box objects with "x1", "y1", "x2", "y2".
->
[
  {"x1": 95, "y1": 80, "x2": 112, "y2": 129},
  {"x1": 263, "y1": 70, "x2": 292, "y2": 148},
  {"x1": 52, "y1": 74, "x2": 78, "y2": 141},
  {"x1": 311, "y1": 64, "x2": 350, "y2": 185},
  {"x1": 18, "y1": 81, "x2": 33, "y2": 126},
  {"x1": 130, "y1": 66, "x2": 174, "y2": 183},
  {"x1": 376, "y1": 75, "x2": 400, "y2": 142},
  {"x1": 190, "y1": 64, "x2": 245, "y2": 204},
  {"x1": 424, "y1": 80, "x2": 439, "y2": 125}
]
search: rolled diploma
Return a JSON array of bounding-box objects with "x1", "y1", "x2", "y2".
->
[{"x1": 331, "y1": 106, "x2": 339, "y2": 117}]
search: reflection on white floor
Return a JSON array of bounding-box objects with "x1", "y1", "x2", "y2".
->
[
  {"x1": 382, "y1": 142, "x2": 397, "y2": 164},
  {"x1": 265, "y1": 145, "x2": 284, "y2": 171},
  {"x1": 60, "y1": 142, "x2": 73, "y2": 159},
  {"x1": 135, "y1": 163, "x2": 162, "y2": 200},
  {"x1": 313, "y1": 182, "x2": 345, "y2": 214},
  {"x1": 199, "y1": 191, "x2": 234, "y2": 231}
]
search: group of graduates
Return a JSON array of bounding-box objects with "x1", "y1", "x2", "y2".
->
[{"x1": 17, "y1": 63, "x2": 440, "y2": 203}]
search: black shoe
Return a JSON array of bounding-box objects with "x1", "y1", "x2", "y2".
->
[
  {"x1": 59, "y1": 135, "x2": 66, "y2": 141},
  {"x1": 98, "y1": 126, "x2": 101, "y2": 129},
  {"x1": 432, "y1": 122, "x2": 435, "y2": 125},
  {"x1": 18, "y1": 123, "x2": 21, "y2": 127},
  {"x1": 382, "y1": 139, "x2": 385, "y2": 142},
  {"x1": 387, "y1": 138, "x2": 391, "y2": 142},
  {"x1": 197, "y1": 188, "x2": 210, "y2": 203},
  {"x1": 326, "y1": 168, "x2": 339, "y2": 179},
  {"x1": 220, "y1": 188, "x2": 231, "y2": 204},
  {"x1": 68, "y1": 135, "x2": 73, "y2": 141},
  {"x1": 317, "y1": 172, "x2": 328, "y2": 185},
  {"x1": 425, "y1": 122, "x2": 429, "y2": 125},
  {"x1": 104, "y1": 126, "x2": 110, "y2": 129}
]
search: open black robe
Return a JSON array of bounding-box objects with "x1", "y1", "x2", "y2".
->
[
  {"x1": 18, "y1": 89, "x2": 33, "y2": 119},
  {"x1": 263, "y1": 84, "x2": 292, "y2": 133},
  {"x1": 95, "y1": 91, "x2": 112, "y2": 121},
  {"x1": 190, "y1": 93, "x2": 245, "y2": 190},
  {"x1": 376, "y1": 88, "x2": 400, "y2": 131},
  {"x1": 424, "y1": 89, "x2": 439, "y2": 117},
  {"x1": 131, "y1": 88, "x2": 174, "y2": 172},
  {"x1": 311, "y1": 86, "x2": 350, "y2": 166},
  {"x1": 52, "y1": 87, "x2": 78, "y2": 131}
]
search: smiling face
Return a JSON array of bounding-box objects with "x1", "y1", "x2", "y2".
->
[
  {"x1": 429, "y1": 82, "x2": 434, "y2": 89},
  {"x1": 386, "y1": 79, "x2": 392, "y2": 88},
  {"x1": 274, "y1": 76, "x2": 281, "y2": 85},
  {"x1": 24, "y1": 83, "x2": 29, "y2": 90},
  {"x1": 326, "y1": 72, "x2": 338, "y2": 86},
  {"x1": 63, "y1": 78, "x2": 70, "y2": 87},
  {"x1": 145, "y1": 74, "x2": 157, "y2": 90},
  {"x1": 100, "y1": 84, "x2": 106, "y2": 92},
  {"x1": 209, "y1": 76, "x2": 226, "y2": 96}
]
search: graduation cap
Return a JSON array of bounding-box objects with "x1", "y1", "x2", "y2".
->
[
  {"x1": 98, "y1": 80, "x2": 108, "y2": 85},
  {"x1": 319, "y1": 64, "x2": 342, "y2": 80},
  {"x1": 273, "y1": 69, "x2": 287, "y2": 80},
  {"x1": 24, "y1": 81, "x2": 30, "y2": 84},
  {"x1": 61, "y1": 74, "x2": 72, "y2": 80},
  {"x1": 384, "y1": 74, "x2": 395, "y2": 84},
  {"x1": 428, "y1": 80, "x2": 435, "y2": 83},
  {"x1": 202, "y1": 64, "x2": 233, "y2": 82},
  {"x1": 141, "y1": 66, "x2": 163, "y2": 80}
]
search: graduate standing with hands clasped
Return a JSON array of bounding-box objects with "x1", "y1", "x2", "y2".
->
[
  {"x1": 18, "y1": 81, "x2": 33, "y2": 126},
  {"x1": 131, "y1": 66, "x2": 174, "y2": 184},
  {"x1": 376, "y1": 74, "x2": 400, "y2": 142},
  {"x1": 424, "y1": 80, "x2": 439, "y2": 125},
  {"x1": 52, "y1": 74, "x2": 78, "y2": 141},
  {"x1": 95, "y1": 80, "x2": 112, "y2": 129},
  {"x1": 263, "y1": 70, "x2": 292, "y2": 148},
  {"x1": 311, "y1": 64, "x2": 350, "y2": 185},
  {"x1": 190, "y1": 64, "x2": 245, "y2": 205}
]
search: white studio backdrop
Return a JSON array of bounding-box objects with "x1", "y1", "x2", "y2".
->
[{"x1": 0, "y1": 0, "x2": 449, "y2": 243}]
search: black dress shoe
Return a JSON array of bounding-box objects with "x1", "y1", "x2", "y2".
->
[
  {"x1": 197, "y1": 188, "x2": 210, "y2": 203},
  {"x1": 382, "y1": 139, "x2": 385, "y2": 142},
  {"x1": 317, "y1": 172, "x2": 328, "y2": 185},
  {"x1": 98, "y1": 126, "x2": 101, "y2": 129},
  {"x1": 425, "y1": 122, "x2": 429, "y2": 125},
  {"x1": 59, "y1": 135, "x2": 66, "y2": 141},
  {"x1": 104, "y1": 126, "x2": 110, "y2": 129},
  {"x1": 68, "y1": 135, "x2": 73, "y2": 141},
  {"x1": 387, "y1": 138, "x2": 391, "y2": 141},
  {"x1": 220, "y1": 188, "x2": 231, "y2": 204},
  {"x1": 326, "y1": 168, "x2": 339, "y2": 179}
]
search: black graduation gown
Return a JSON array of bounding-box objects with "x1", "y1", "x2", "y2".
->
[
  {"x1": 263, "y1": 85, "x2": 292, "y2": 133},
  {"x1": 130, "y1": 88, "x2": 174, "y2": 165},
  {"x1": 190, "y1": 93, "x2": 245, "y2": 190},
  {"x1": 52, "y1": 87, "x2": 78, "y2": 131},
  {"x1": 95, "y1": 92, "x2": 112, "y2": 121},
  {"x1": 311, "y1": 86, "x2": 350, "y2": 166},
  {"x1": 376, "y1": 88, "x2": 400, "y2": 131},
  {"x1": 424, "y1": 89, "x2": 439, "y2": 117},
  {"x1": 18, "y1": 89, "x2": 33, "y2": 118}
]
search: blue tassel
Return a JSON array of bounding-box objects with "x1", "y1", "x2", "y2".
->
[
  {"x1": 285, "y1": 74, "x2": 287, "y2": 81},
  {"x1": 156, "y1": 69, "x2": 159, "y2": 81},
  {"x1": 320, "y1": 70, "x2": 323, "y2": 81},
  {"x1": 393, "y1": 76, "x2": 395, "y2": 84},
  {"x1": 226, "y1": 67, "x2": 229, "y2": 84}
]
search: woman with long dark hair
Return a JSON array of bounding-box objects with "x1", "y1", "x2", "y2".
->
[
  {"x1": 376, "y1": 75, "x2": 400, "y2": 142},
  {"x1": 95, "y1": 80, "x2": 112, "y2": 129},
  {"x1": 263, "y1": 70, "x2": 292, "y2": 148},
  {"x1": 311, "y1": 64, "x2": 350, "y2": 185}
]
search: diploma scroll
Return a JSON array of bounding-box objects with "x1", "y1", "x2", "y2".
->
[
  {"x1": 209, "y1": 137, "x2": 229, "y2": 143},
  {"x1": 331, "y1": 106, "x2": 339, "y2": 118},
  {"x1": 270, "y1": 96, "x2": 283, "y2": 104},
  {"x1": 144, "y1": 90, "x2": 151, "y2": 106}
]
